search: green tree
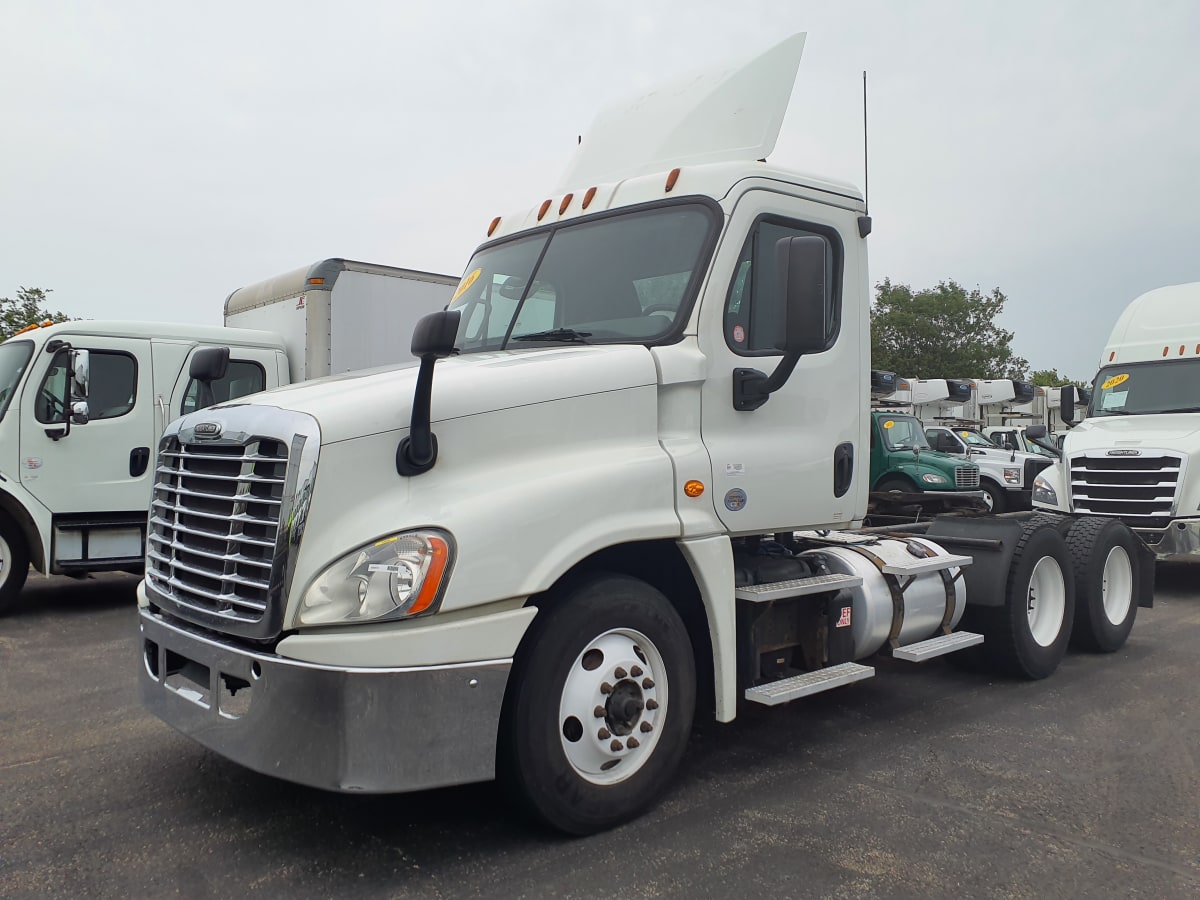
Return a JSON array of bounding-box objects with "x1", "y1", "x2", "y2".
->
[
  {"x1": 871, "y1": 278, "x2": 1028, "y2": 379},
  {"x1": 1029, "y1": 368, "x2": 1087, "y2": 389},
  {"x1": 0, "y1": 287, "x2": 72, "y2": 340}
]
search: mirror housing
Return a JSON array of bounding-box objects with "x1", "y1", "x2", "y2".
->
[
  {"x1": 71, "y1": 400, "x2": 89, "y2": 425},
  {"x1": 1022, "y1": 424, "x2": 1061, "y2": 458},
  {"x1": 1024, "y1": 425, "x2": 1047, "y2": 439},
  {"x1": 189, "y1": 346, "x2": 231, "y2": 410},
  {"x1": 397, "y1": 309, "x2": 461, "y2": 476},
  {"x1": 1060, "y1": 385, "x2": 1076, "y2": 425},
  {"x1": 733, "y1": 235, "x2": 831, "y2": 411}
]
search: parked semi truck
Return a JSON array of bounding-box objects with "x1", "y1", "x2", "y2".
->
[
  {"x1": 1033, "y1": 283, "x2": 1200, "y2": 560},
  {"x1": 0, "y1": 260, "x2": 455, "y2": 611},
  {"x1": 138, "y1": 36, "x2": 1154, "y2": 834}
]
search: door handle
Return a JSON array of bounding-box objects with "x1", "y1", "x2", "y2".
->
[
  {"x1": 833, "y1": 442, "x2": 854, "y2": 498},
  {"x1": 130, "y1": 447, "x2": 151, "y2": 477}
]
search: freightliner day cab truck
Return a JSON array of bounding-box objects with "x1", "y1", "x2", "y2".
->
[
  {"x1": 138, "y1": 36, "x2": 1154, "y2": 834},
  {"x1": 0, "y1": 260, "x2": 454, "y2": 611},
  {"x1": 1033, "y1": 283, "x2": 1200, "y2": 560}
]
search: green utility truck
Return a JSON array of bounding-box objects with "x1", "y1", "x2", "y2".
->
[{"x1": 869, "y1": 411, "x2": 981, "y2": 494}]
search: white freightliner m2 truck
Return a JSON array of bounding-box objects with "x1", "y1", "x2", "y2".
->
[
  {"x1": 1032, "y1": 283, "x2": 1200, "y2": 561},
  {"x1": 138, "y1": 36, "x2": 1154, "y2": 834},
  {"x1": 0, "y1": 260, "x2": 454, "y2": 611}
]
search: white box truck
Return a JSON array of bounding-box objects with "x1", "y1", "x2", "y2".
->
[
  {"x1": 1032, "y1": 283, "x2": 1200, "y2": 560},
  {"x1": 0, "y1": 260, "x2": 455, "y2": 611},
  {"x1": 138, "y1": 37, "x2": 1154, "y2": 834}
]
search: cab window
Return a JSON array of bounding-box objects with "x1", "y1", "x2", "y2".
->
[
  {"x1": 180, "y1": 359, "x2": 266, "y2": 416},
  {"x1": 37, "y1": 349, "x2": 137, "y2": 423}
]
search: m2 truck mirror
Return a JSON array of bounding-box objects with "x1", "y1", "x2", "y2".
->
[
  {"x1": 1060, "y1": 385, "x2": 1076, "y2": 424},
  {"x1": 777, "y1": 234, "x2": 831, "y2": 355},
  {"x1": 189, "y1": 346, "x2": 231, "y2": 411},
  {"x1": 70, "y1": 349, "x2": 90, "y2": 400}
]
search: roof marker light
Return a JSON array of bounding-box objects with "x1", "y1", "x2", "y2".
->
[
  {"x1": 488, "y1": 216, "x2": 501, "y2": 237},
  {"x1": 582, "y1": 187, "x2": 597, "y2": 209},
  {"x1": 665, "y1": 168, "x2": 680, "y2": 192},
  {"x1": 1180, "y1": 345, "x2": 1187, "y2": 356},
  {"x1": 559, "y1": 193, "x2": 573, "y2": 214},
  {"x1": 1162, "y1": 346, "x2": 1170, "y2": 357},
  {"x1": 537, "y1": 199, "x2": 552, "y2": 221},
  {"x1": 1109, "y1": 351, "x2": 1116, "y2": 361}
]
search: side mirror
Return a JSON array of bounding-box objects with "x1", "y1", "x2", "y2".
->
[
  {"x1": 1060, "y1": 385, "x2": 1076, "y2": 424},
  {"x1": 397, "y1": 309, "x2": 461, "y2": 476},
  {"x1": 732, "y1": 234, "x2": 831, "y2": 411},
  {"x1": 1023, "y1": 424, "x2": 1061, "y2": 458},
  {"x1": 1024, "y1": 425, "x2": 1046, "y2": 439},
  {"x1": 71, "y1": 349, "x2": 90, "y2": 400},
  {"x1": 71, "y1": 400, "x2": 89, "y2": 425},
  {"x1": 189, "y1": 346, "x2": 231, "y2": 411}
]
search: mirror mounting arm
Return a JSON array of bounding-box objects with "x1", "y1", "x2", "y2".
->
[
  {"x1": 397, "y1": 310, "x2": 461, "y2": 477},
  {"x1": 733, "y1": 354, "x2": 801, "y2": 411}
]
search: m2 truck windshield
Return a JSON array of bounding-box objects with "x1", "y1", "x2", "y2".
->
[
  {"x1": 448, "y1": 202, "x2": 717, "y2": 353},
  {"x1": 880, "y1": 416, "x2": 932, "y2": 451},
  {"x1": 0, "y1": 340, "x2": 34, "y2": 420},
  {"x1": 957, "y1": 429, "x2": 998, "y2": 447},
  {"x1": 1090, "y1": 359, "x2": 1200, "y2": 417}
]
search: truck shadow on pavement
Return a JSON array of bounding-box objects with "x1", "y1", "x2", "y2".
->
[{"x1": 4, "y1": 570, "x2": 141, "y2": 617}]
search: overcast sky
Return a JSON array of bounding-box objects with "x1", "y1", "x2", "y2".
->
[{"x1": 3, "y1": 1, "x2": 1197, "y2": 382}]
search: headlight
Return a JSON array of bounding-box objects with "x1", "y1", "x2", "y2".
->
[
  {"x1": 298, "y1": 530, "x2": 453, "y2": 626},
  {"x1": 1032, "y1": 475, "x2": 1058, "y2": 505},
  {"x1": 1003, "y1": 467, "x2": 1021, "y2": 484},
  {"x1": 921, "y1": 473, "x2": 948, "y2": 484}
]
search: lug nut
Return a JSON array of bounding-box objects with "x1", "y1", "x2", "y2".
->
[
  {"x1": 598, "y1": 727, "x2": 611, "y2": 740},
  {"x1": 646, "y1": 699, "x2": 659, "y2": 710},
  {"x1": 594, "y1": 705, "x2": 606, "y2": 718},
  {"x1": 614, "y1": 667, "x2": 627, "y2": 679},
  {"x1": 600, "y1": 682, "x2": 613, "y2": 694},
  {"x1": 640, "y1": 721, "x2": 653, "y2": 733},
  {"x1": 630, "y1": 665, "x2": 643, "y2": 678},
  {"x1": 642, "y1": 678, "x2": 655, "y2": 690},
  {"x1": 627, "y1": 737, "x2": 640, "y2": 749},
  {"x1": 610, "y1": 739, "x2": 624, "y2": 752}
]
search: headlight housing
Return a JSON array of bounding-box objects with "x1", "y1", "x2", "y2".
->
[
  {"x1": 298, "y1": 529, "x2": 453, "y2": 626},
  {"x1": 1032, "y1": 475, "x2": 1058, "y2": 505},
  {"x1": 921, "y1": 473, "x2": 948, "y2": 484},
  {"x1": 1003, "y1": 466, "x2": 1021, "y2": 484}
]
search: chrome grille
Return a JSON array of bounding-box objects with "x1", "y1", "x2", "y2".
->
[
  {"x1": 1069, "y1": 450, "x2": 1184, "y2": 528},
  {"x1": 146, "y1": 436, "x2": 289, "y2": 625},
  {"x1": 954, "y1": 465, "x2": 980, "y2": 488}
]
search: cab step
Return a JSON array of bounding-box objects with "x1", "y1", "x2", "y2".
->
[
  {"x1": 890, "y1": 631, "x2": 984, "y2": 662},
  {"x1": 881, "y1": 554, "x2": 973, "y2": 576},
  {"x1": 744, "y1": 662, "x2": 875, "y2": 706},
  {"x1": 735, "y1": 573, "x2": 863, "y2": 603}
]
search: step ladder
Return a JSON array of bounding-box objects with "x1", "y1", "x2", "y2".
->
[
  {"x1": 745, "y1": 662, "x2": 875, "y2": 706},
  {"x1": 891, "y1": 631, "x2": 983, "y2": 662},
  {"x1": 734, "y1": 573, "x2": 863, "y2": 603}
]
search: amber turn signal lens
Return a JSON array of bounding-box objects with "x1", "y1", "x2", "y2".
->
[
  {"x1": 684, "y1": 480, "x2": 705, "y2": 498},
  {"x1": 488, "y1": 216, "x2": 501, "y2": 236}
]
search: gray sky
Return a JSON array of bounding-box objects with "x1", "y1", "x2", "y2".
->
[{"x1": 3, "y1": 0, "x2": 1197, "y2": 383}]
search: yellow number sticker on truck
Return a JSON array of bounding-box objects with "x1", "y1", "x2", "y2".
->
[
  {"x1": 960, "y1": 431, "x2": 971, "y2": 437},
  {"x1": 451, "y1": 268, "x2": 482, "y2": 303},
  {"x1": 882, "y1": 420, "x2": 894, "y2": 429},
  {"x1": 1101, "y1": 373, "x2": 1129, "y2": 390}
]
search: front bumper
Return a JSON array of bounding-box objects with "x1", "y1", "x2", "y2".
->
[
  {"x1": 1135, "y1": 518, "x2": 1200, "y2": 562},
  {"x1": 139, "y1": 609, "x2": 512, "y2": 793}
]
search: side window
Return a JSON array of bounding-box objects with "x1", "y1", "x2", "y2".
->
[
  {"x1": 181, "y1": 359, "x2": 266, "y2": 416},
  {"x1": 36, "y1": 350, "x2": 137, "y2": 424},
  {"x1": 724, "y1": 217, "x2": 841, "y2": 355}
]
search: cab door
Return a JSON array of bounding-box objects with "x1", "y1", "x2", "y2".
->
[
  {"x1": 697, "y1": 188, "x2": 867, "y2": 533},
  {"x1": 18, "y1": 337, "x2": 154, "y2": 516}
]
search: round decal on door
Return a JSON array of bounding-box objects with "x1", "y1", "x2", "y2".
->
[{"x1": 724, "y1": 488, "x2": 747, "y2": 511}]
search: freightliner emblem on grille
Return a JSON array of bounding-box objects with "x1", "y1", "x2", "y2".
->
[
  {"x1": 194, "y1": 422, "x2": 223, "y2": 438},
  {"x1": 1107, "y1": 449, "x2": 1141, "y2": 456}
]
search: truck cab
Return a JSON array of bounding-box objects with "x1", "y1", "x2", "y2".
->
[
  {"x1": 869, "y1": 411, "x2": 980, "y2": 494},
  {"x1": 924, "y1": 424, "x2": 1052, "y2": 512},
  {"x1": 0, "y1": 321, "x2": 287, "y2": 610}
]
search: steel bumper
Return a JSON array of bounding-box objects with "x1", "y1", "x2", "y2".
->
[
  {"x1": 1137, "y1": 519, "x2": 1200, "y2": 562},
  {"x1": 139, "y1": 609, "x2": 512, "y2": 793}
]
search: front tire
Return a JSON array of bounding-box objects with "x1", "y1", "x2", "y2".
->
[
  {"x1": 501, "y1": 573, "x2": 696, "y2": 834},
  {"x1": 980, "y1": 479, "x2": 1007, "y2": 514},
  {"x1": 1065, "y1": 517, "x2": 1138, "y2": 652},
  {"x1": 0, "y1": 513, "x2": 30, "y2": 614},
  {"x1": 875, "y1": 476, "x2": 917, "y2": 494}
]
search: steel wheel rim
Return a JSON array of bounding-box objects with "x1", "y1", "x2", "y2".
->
[
  {"x1": 0, "y1": 532, "x2": 9, "y2": 586},
  {"x1": 1026, "y1": 556, "x2": 1066, "y2": 647},
  {"x1": 1101, "y1": 545, "x2": 1133, "y2": 625},
  {"x1": 558, "y1": 627, "x2": 667, "y2": 786}
]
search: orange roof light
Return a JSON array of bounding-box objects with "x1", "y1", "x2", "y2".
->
[
  {"x1": 1180, "y1": 345, "x2": 1187, "y2": 356},
  {"x1": 684, "y1": 480, "x2": 705, "y2": 498},
  {"x1": 488, "y1": 216, "x2": 501, "y2": 237},
  {"x1": 537, "y1": 199, "x2": 552, "y2": 221},
  {"x1": 1163, "y1": 346, "x2": 1170, "y2": 357},
  {"x1": 1109, "y1": 351, "x2": 1116, "y2": 361},
  {"x1": 559, "y1": 193, "x2": 573, "y2": 214},
  {"x1": 582, "y1": 187, "x2": 597, "y2": 209},
  {"x1": 665, "y1": 168, "x2": 680, "y2": 192},
  {"x1": 307, "y1": 277, "x2": 325, "y2": 285}
]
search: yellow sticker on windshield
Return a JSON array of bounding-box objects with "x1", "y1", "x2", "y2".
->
[
  {"x1": 1101, "y1": 373, "x2": 1129, "y2": 390},
  {"x1": 883, "y1": 420, "x2": 894, "y2": 429},
  {"x1": 451, "y1": 268, "x2": 482, "y2": 303},
  {"x1": 960, "y1": 431, "x2": 971, "y2": 437}
]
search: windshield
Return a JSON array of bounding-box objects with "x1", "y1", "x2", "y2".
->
[
  {"x1": 449, "y1": 202, "x2": 717, "y2": 353},
  {"x1": 1089, "y1": 359, "x2": 1200, "y2": 417},
  {"x1": 0, "y1": 340, "x2": 34, "y2": 422},
  {"x1": 956, "y1": 428, "x2": 998, "y2": 447},
  {"x1": 879, "y1": 415, "x2": 932, "y2": 451}
]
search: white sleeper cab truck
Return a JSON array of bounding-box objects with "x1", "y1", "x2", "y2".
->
[
  {"x1": 0, "y1": 321, "x2": 288, "y2": 610},
  {"x1": 138, "y1": 36, "x2": 1154, "y2": 834},
  {"x1": 1033, "y1": 283, "x2": 1200, "y2": 560}
]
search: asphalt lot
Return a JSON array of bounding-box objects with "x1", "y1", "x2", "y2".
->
[{"x1": 1, "y1": 567, "x2": 1198, "y2": 899}]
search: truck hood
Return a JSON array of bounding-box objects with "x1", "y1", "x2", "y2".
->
[
  {"x1": 1063, "y1": 414, "x2": 1200, "y2": 455},
  {"x1": 219, "y1": 344, "x2": 659, "y2": 445}
]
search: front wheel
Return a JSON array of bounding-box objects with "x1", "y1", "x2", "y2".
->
[
  {"x1": 501, "y1": 573, "x2": 696, "y2": 834},
  {"x1": 0, "y1": 513, "x2": 30, "y2": 614},
  {"x1": 980, "y1": 479, "x2": 1007, "y2": 514}
]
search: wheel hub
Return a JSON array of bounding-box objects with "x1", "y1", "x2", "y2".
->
[{"x1": 605, "y1": 681, "x2": 645, "y2": 736}]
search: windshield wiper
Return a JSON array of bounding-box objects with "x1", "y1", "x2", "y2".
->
[
  {"x1": 510, "y1": 328, "x2": 592, "y2": 344},
  {"x1": 1137, "y1": 406, "x2": 1200, "y2": 414}
]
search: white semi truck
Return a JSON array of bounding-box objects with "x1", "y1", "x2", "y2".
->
[
  {"x1": 138, "y1": 36, "x2": 1154, "y2": 834},
  {"x1": 0, "y1": 260, "x2": 455, "y2": 611},
  {"x1": 1032, "y1": 283, "x2": 1200, "y2": 561}
]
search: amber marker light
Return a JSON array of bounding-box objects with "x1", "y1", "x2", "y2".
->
[
  {"x1": 538, "y1": 199, "x2": 553, "y2": 221},
  {"x1": 307, "y1": 277, "x2": 325, "y2": 285},
  {"x1": 488, "y1": 216, "x2": 501, "y2": 236},
  {"x1": 1163, "y1": 347, "x2": 1170, "y2": 357},
  {"x1": 559, "y1": 193, "x2": 574, "y2": 214},
  {"x1": 582, "y1": 187, "x2": 597, "y2": 209},
  {"x1": 684, "y1": 480, "x2": 705, "y2": 498},
  {"x1": 665, "y1": 168, "x2": 681, "y2": 192},
  {"x1": 408, "y1": 536, "x2": 450, "y2": 616},
  {"x1": 1109, "y1": 352, "x2": 1116, "y2": 361},
  {"x1": 1181, "y1": 345, "x2": 1187, "y2": 356}
]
